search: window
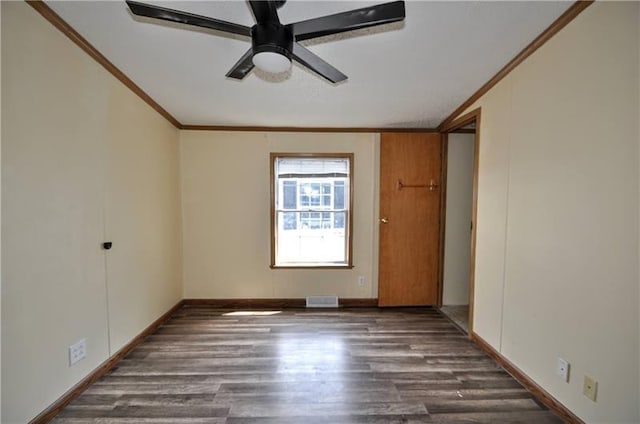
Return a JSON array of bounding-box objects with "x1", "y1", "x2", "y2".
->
[{"x1": 271, "y1": 153, "x2": 353, "y2": 268}]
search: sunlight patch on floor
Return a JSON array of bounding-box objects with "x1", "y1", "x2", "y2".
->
[{"x1": 223, "y1": 311, "x2": 282, "y2": 316}]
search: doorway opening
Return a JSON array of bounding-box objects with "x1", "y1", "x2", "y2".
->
[{"x1": 438, "y1": 109, "x2": 480, "y2": 334}]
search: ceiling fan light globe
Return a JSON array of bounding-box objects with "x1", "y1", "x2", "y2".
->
[{"x1": 252, "y1": 51, "x2": 291, "y2": 74}]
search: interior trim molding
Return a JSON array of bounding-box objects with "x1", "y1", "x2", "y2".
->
[
  {"x1": 183, "y1": 298, "x2": 379, "y2": 308},
  {"x1": 338, "y1": 298, "x2": 380, "y2": 307},
  {"x1": 449, "y1": 128, "x2": 476, "y2": 134},
  {"x1": 181, "y1": 125, "x2": 439, "y2": 133},
  {"x1": 25, "y1": 0, "x2": 182, "y2": 129},
  {"x1": 437, "y1": 0, "x2": 594, "y2": 131},
  {"x1": 470, "y1": 331, "x2": 586, "y2": 424},
  {"x1": 439, "y1": 108, "x2": 481, "y2": 134},
  {"x1": 436, "y1": 132, "x2": 448, "y2": 308},
  {"x1": 28, "y1": 300, "x2": 185, "y2": 424}
]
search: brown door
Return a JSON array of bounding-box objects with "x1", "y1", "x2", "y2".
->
[{"x1": 378, "y1": 132, "x2": 442, "y2": 306}]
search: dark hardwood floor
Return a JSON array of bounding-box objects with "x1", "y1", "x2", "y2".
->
[{"x1": 53, "y1": 307, "x2": 564, "y2": 423}]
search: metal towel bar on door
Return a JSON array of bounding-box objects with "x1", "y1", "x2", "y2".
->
[{"x1": 397, "y1": 179, "x2": 439, "y2": 191}]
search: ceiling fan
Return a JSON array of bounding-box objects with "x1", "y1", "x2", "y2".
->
[{"x1": 125, "y1": 0, "x2": 406, "y2": 83}]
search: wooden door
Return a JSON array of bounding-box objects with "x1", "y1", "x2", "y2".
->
[{"x1": 378, "y1": 132, "x2": 442, "y2": 306}]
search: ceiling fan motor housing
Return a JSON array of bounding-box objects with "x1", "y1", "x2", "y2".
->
[{"x1": 251, "y1": 24, "x2": 293, "y2": 58}]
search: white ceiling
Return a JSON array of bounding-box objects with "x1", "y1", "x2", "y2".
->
[{"x1": 46, "y1": 1, "x2": 572, "y2": 128}]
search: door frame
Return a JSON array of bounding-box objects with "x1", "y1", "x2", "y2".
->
[{"x1": 437, "y1": 108, "x2": 481, "y2": 335}]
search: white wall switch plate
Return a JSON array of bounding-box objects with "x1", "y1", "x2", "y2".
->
[
  {"x1": 69, "y1": 338, "x2": 86, "y2": 366},
  {"x1": 556, "y1": 357, "x2": 570, "y2": 382},
  {"x1": 358, "y1": 276, "x2": 365, "y2": 287}
]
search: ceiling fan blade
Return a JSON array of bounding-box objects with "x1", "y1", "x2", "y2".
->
[
  {"x1": 248, "y1": 1, "x2": 280, "y2": 25},
  {"x1": 226, "y1": 48, "x2": 255, "y2": 80},
  {"x1": 288, "y1": 1, "x2": 405, "y2": 42},
  {"x1": 126, "y1": 1, "x2": 251, "y2": 37},
  {"x1": 291, "y1": 43, "x2": 347, "y2": 84}
]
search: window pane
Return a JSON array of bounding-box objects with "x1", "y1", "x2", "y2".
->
[
  {"x1": 283, "y1": 212, "x2": 297, "y2": 230},
  {"x1": 283, "y1": 181, "x2": 297, "y2": 209},
  {"x1": 334, "y1": 181, "x2": 345, "y2": 209},
  {"x1": 322, "y1": 212, "x2": 331, "y2": 229},
  {"x1": 334, "y1": 212, "x2": 345, "y2": 229}
]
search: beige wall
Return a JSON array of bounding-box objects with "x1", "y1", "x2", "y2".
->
[
  {"x1": 459, "y1": 3, "x2": 640, "y2": 423},
  {"x1": 180, "y1": 131, "x2": 379, "y2": 299},
  {"x1": 1, "y1": 3, "x2": 182, "y2": 423},
  {"x1": 443, "y1": 133, "x2": 474, "y2": 305},
  {"x1": 104, "y1": 79, "x2": 182, "y2": 352}
]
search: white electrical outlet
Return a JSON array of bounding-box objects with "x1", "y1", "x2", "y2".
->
[
  {"x1": 357, "y1": 276, "x2": 365, "y2": 287},
  {"x1": 69, "y1": 339, "x2": 86, "y2": 366},
  {"x1": 556, "y1": 357, "x2": 570, "y2": 382}
]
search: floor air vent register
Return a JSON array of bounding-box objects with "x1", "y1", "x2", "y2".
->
[{"x1": 305, "y1": 296, "x2": 339, "y2": 308}]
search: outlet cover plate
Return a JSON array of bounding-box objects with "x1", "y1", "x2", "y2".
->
[
  {"x1": 583, "y1": 374, "x2": 598, "y2": 402},
  {"x1": 69, "y1": 338, "x2": 86, "y2": 366}
]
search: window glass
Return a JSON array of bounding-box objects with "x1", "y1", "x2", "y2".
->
[
  {"x1": 283, "y1": 181, "x2": 297, "y2": 209},
  {"x1": 334, "y1": 181, "x2": 345, "y2": 209}
]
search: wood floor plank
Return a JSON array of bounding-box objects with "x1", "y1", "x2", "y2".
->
[
  {"x1": 52, "y1": 307, "x2": 566, "y2": 423},
  {"x1": 430, "y1": 410, "x2": 564, "y2": 424}
]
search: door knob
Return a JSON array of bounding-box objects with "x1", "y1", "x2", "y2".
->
[{"x1": 380, "y1": 218, "x2": 389, "y2": 224}]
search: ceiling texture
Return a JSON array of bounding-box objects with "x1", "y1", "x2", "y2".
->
[{"x1": 46, "y1": 1, "x2": 572, "y2": 128}]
